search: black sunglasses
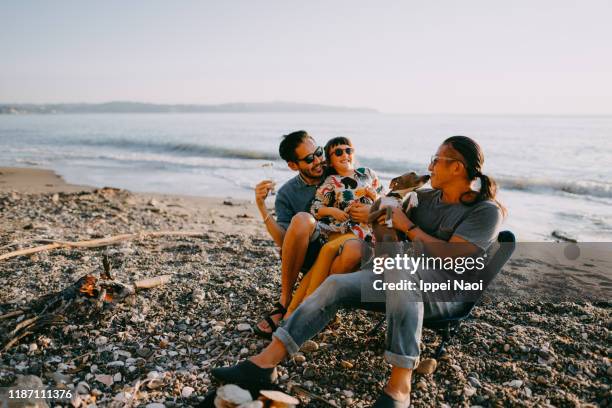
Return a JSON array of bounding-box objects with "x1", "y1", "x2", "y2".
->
[
  {"x1": 296, "y1": 146, "x2": 323, "y2": 164},
  {"x1": 333, "y1": 147, "x2": 353, "y2": 157}
]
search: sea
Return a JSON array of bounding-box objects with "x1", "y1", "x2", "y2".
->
[{"x1": 1, "y1": 113, "x2": 611, "y2": 242}]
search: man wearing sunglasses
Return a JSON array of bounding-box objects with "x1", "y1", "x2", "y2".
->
[{"x1": 254, "y1": 130, "x2": 369, "y2": 337}]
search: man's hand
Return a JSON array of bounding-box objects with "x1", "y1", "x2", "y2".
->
[
  {"x1": 255, "y1": 180, "x2": 275, "y2": 206},
  {"x1": 376, "y1": 206, "x2": 411, "y2": 232},
  {"x1": 348, "y1": 203, "x2": 371, "y2": 224}
]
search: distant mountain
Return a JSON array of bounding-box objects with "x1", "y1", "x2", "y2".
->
[{"x1": 0, "y1": 101, "x2": 377, "y2": 114}]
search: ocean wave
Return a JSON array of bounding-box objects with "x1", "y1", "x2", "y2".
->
[
  {"x1": 360, "y1": 157, "x2": 612, "y2": 200},
  {"x1": 497, "y1": 177, "x2": 612, "y2": 199},
  {"x1": 61, "y1": 139, "x2": 612, "y2": 200},
  {"x1": 70, "y1": 137, "x2": 278, "y2": 161}
]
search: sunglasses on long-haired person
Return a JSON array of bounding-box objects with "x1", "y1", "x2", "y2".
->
[
  {"x1": 333, "y1": 147, "x2": 353, "y2": 157},
  {"x1": 296, "y1": 146, "x2": 324, "y2": 164},
  {"x1": 430, "y1": 155, "x2": 464, "y2": 167}
]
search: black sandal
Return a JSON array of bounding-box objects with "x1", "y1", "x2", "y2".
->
[{"x1": 253, "y1": 301, "x2": 287, "y2": 339}]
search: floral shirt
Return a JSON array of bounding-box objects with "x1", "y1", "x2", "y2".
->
[{"x1": 311, "y1": 167, "x2": 384, "y2": 241}]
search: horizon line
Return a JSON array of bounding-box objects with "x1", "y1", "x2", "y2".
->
[{"x1": 1, "y1": 100, "x2": 611, "y2": 116}]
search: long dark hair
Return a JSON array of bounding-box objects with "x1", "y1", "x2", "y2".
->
[
  {"x1": 443, "y1": 135, "x2": 506, "y2": 216},
  {"x1": 321, "y1": 136, "x2": 353, "y2": 180}
]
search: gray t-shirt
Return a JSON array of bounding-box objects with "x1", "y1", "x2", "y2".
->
[
  {"x1": 411, "y1": 189, "x2": 503, "y2": 250},
  {"x1": 275, "y1": 175, "x2": 318, "y2": 230}
]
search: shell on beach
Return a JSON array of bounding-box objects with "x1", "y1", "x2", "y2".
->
[{"x1": 214, "y1": 384, "x2": 253, "y2": 408}]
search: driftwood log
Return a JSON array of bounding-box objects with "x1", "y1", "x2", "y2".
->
[{"x1": 0, "y1": 230, "x2": 204, "y2": 261}]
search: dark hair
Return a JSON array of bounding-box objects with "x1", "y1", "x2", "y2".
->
[
  {"x1": 322, "y1": 136, "x2": 353, "y2": 178},
  {"x1": 279, "y1": 130, "x2": 312, "y2": 162},
  {"x1": 443, "y1": 135, "x2": 506, "y2": 215}
]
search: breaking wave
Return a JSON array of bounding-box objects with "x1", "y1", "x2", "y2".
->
[{"x1": 70, "y1": 137, "x2": 278, "y2": 161}]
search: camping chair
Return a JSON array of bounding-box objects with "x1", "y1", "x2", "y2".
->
[{"x1": 368, "y1": 230, "x2": 516, "y2": 358}]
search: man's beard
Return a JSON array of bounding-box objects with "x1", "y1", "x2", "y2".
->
[{"x1": 300, "y1": 164, "x2": 324, "y2": 181}]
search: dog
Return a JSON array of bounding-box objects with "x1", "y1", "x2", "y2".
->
[{"x1": 368, "y1": 172, "x2": 430, "y2": 242}]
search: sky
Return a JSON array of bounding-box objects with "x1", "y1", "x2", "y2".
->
[{"x1": 1, "y1": 0, "x2": 611, "y2": 114}]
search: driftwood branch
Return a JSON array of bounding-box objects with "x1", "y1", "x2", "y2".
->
[
  {"x1": 0, "y1": 230, "x2": 204, "y2": 261},
  {"x1": 134, "y1": 275, "x2": 171, "y2": 289},
  {"x1": 0, "y1": 310, "x2": 26, "y2": 321}
]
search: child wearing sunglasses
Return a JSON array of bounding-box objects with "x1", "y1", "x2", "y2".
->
[{"x1": 285, "y1": 136, "x2": 384, "y2": 316}]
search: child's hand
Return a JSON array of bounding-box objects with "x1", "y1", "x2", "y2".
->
[
  {"x1": 330, "y1": 208, "x2": 350, "y2": 222},
  {"x1": 364, "y1": 186, "x2": 378, "y2": 201}
]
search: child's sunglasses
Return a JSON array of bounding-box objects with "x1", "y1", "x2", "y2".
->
[
  {"x1": 333, "y1": 147, "x2": 353, "y2": 157},
  {"x1": 296, "y1": 146, "x2": 324, "y2": 164}
]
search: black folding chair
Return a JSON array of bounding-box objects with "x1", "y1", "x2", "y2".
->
[{"x1": 368, "y1": 230, "x2": 516, "y2": 358}]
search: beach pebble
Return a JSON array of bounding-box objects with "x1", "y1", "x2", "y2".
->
[
  {"x1": 145, "y1": 404, "x2": 166, "y2": 408},
  {"x1": 95, "y1": 374, "x2": 114, "y2": 387},
  {"x1": 416, "y1": 380, "x2": 427, "y2": 391},
  {"x1": 340, "y1": 360, "x2": 353, "y2": 369},
  {"x1": 506, "y1": 380, "x2": 523, "y2": 388},
  {"x1": 137, "y1": 347, "x2": 153, "y2": 358},
  {"x1": 94, "y1": 336, "x2": 108, "y2": 346},
  {"x1": 114, "y1": 391, "x2": 132, "y2": 403},
  {"x1": 342, "y1": 390, "x2": 354, "y2": 398},
  {"x1": 214, "y1": 384, "x2": 252, "y2": 407},
  {"x1": 416, "y1": 358, "x2": 437, "y2": 375},
  {"x1": 237, "y1": 323, "x2": 252, "y2": 331},
  {"x1": 181, "y1": 386, "x2": 194, "y2": 398},
  {"x1": 301, "y1": 340, "x2": 319, "y2": 353},
  {"x1": 503, "y1": 344, "x2": 511, "y2": 352},
  {"x1": 468, "y1": 376, "x2": 482, "y2": 388},
  {"x1": 463, "y1": 385, "x2": 477, "y2": 397},
  {"x1": 294, "y1": 353, "x2": 306, "y2": 364},
  {"x1": 70, "y1": 393, "x2": 82, "y2": 407},
  {"x1": 147, "y1": 371, "x2": 163, "y2": 380},
  {"x1": 191, "y1": 288, "x2": 205, "y2": 301},
  {"x1": 52, "y1": 371, "x2": 72, "y2": 385},
  {"x1": 75, "y1": 381, "x2": 90, "y2": 395}
]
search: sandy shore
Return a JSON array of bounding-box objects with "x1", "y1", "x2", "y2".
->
[{"x1": 0, "y1": 167, "x2": 610, "y2": 407}]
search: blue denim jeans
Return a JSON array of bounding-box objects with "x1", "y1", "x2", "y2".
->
[{"x1": 273, "y1": 267, "x2": 467, "y2": 368}]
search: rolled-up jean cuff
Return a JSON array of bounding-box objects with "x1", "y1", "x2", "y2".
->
[
  {"x1": 384, "y1": 351, "x2": 419, "y2": 369},
  {"x1": 273, "y1": 327, "x2": 300, "y2": 355}
]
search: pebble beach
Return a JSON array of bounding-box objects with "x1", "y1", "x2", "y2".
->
[{"x1": 0, "y1": 167, "x2": 610, "y2": 407}]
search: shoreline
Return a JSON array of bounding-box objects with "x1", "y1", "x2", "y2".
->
[{"x1": 0, "y1": 166, "x2": 267, "y2": 237}]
